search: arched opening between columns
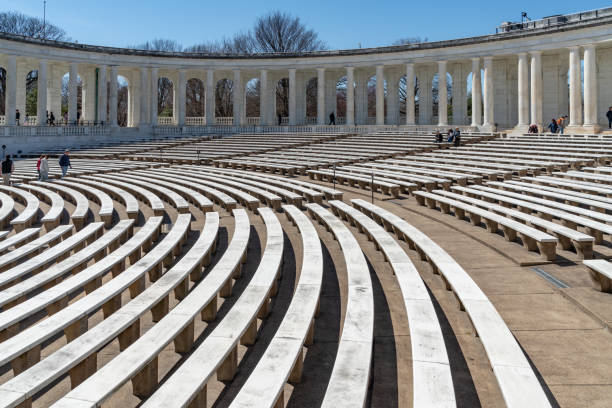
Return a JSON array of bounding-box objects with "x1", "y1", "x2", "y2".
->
[
  {"x1": 336, "y1": 76, "x2": 347, "y2": 124},
  {"x1": 0, "y1": 67, "x2": 5, "y2": 120},
  {"x1": 158, "y1": 77, "x2": 174, "y2": 125},
  {"x1": 186, "y1": 78, "x2": 205, "y2": 125},
  {"x1": 25, "y1": 70, "x2": 39, "y2": 124},
  {"x1": 117, "y1": 75, "x2": 129, "y2": 127},
  {"x1": 61, "y1": 72, "x2": 83, "y2": 125},
  {"x1": 245, "y1": 78, "x2": 260, "y2": 125},
  {"x1": 305, "y1": 77, "x2": 317, "y2": 124},
  {"x1": 215, "y1": 78, "x2": 233, "y2": 123},
  {"x1": 276, "y1": 77, "x2": 289, "y2": 124}
]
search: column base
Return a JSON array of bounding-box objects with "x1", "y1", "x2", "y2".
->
[
  {"x1": 564, "y1": 124, "x2": 601, "y2": 134},
  {"x1": 478, "y1": 124, "x2": 496, "y2": 132},
  {"x1": 510, "y1": 124, "x2": 530, "y2": 135}
]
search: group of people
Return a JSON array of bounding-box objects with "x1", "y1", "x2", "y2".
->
[
  {"x1": 0, "y1": 149, "x2": 72, "y2": 186},
  {"x1": 434, "y1": 128, "x2": 461, "y2": 146}
]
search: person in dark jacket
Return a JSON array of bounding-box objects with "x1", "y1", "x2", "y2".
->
[
  {"x1": 1, "y1": 154, "x2": 14, "y2": 186},
  {"x1": 607, "y1": 107, "x2": 612, "y2": 129},
  {"x1": 329, "y1": 112, "x2": 336, "y2": 125},
  {"x1": 15, "y1": 110, "x2": 20, "y2": 126},
  {"x1": 453, "y1": 128, "x2": 461, "y2": 147},
  {"x1": 59, "y1": 150, "x2": 72, "y2": 178},
  {"x1": 547, "y1": 118, "x2": 558, "y2": 133},
  {"x1": 434, "y1": 131, "x2": 443, "y2": 143}
]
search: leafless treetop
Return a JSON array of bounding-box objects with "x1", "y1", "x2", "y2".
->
[{"x1": 0, "y1": 11, "x2": 68, "y2": 41}]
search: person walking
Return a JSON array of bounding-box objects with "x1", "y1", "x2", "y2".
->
[
  {"x1": 15, "y1": 109, "x2": 20, "y2": 126},
  {"x1": 59, "y1": 149, "x2": 72, "y2": 178},
  {"x1": 36, "y1": 155, "x2": 43, "y2": 180},
  {"x1": 547, "y1": 118, "x2": 558, "y2": 133},
  {"x1": 329, "y1": 112, "x2": 336, "y2": 125},
  {"x1": 557, "y1": 115, "x2": 568, "y2": 134},
  {"x1": 39, "y1": 155, "x2": 49, "y2": 181},
  {"x1": 453, "y1": 128, "x2": 461, "y2": 147},
  {"x1": 607, "y1": 107, "x2": 612, "y2": 129},
  {"x1": 1, "y1": 154, "x2": 14, "y2": 186},
  {"x1": 434, "y1": 131, "x2": 443, "y2": 143},
  {"x1": 277, "y1": 113, "x2": 282, "y2": 126},
  {"x1": 49, "y1": 112, "x2": 55, "y2": 126}
]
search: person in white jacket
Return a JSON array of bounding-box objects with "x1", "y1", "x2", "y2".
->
[{"x1": 39, "y1": 155, "x2": 49, "y2": 181}]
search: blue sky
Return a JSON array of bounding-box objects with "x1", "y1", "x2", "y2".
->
[{"x1": 7, "y1": 0, "x2": 612, "y2": 50}]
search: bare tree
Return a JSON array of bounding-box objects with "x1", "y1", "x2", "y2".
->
[
  {"x1": 130, "y1": 38, "x2": 183, "y2": 52},
  {"x1": 0, "y1": 11, "x2": 68, "y2": 40},
  {"x1": 251, "y1": 11, "x2": 326, "y2": 53}
]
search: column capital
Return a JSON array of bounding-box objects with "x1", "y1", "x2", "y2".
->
[
  {"x1": 316, "y1": 67, "x2": 325, "y2": 73},
  {"x1": 567, "y1": 45, "x2": 581, "y2": 52},
  {"x1": 345, "y1": 66, "x2": 354, "y2": 72},
  {"x1": 483, "y1": 56, "x2": 494, "y2": 62},
  {"x1": 583, "y1": 43, "x2": 597, "y2": 51},
  {"x1": 530, "y1": 50, "x2": 542, "y2": 57},
  {"x1": 470, "y1": 57, "x2": 480, "y2": 62},
  {"x1": 517, "y1": 52, "x2": 528, "y2": 58},
  {"x1": 405, "y1": 62, "x2": 414, "y2": 67}
]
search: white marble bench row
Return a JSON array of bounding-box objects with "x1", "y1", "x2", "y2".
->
[
  {"x1": 308, "y1": 169, "x2": 403, "y2": 197},
  {"x1": 342, "y1": 164, "x2": 444, "y2": 190},
  {"x1": 329, "y1": 200, "x2": 456, "y2": 407},
  {"x1": 131, "y1": 170, "x2": 238, "y2": 211},
  {"x1": 164, "y1": 168, "x2": 260, "y2": 211},
  {"x1": 52, "y1": 179, "x2": 115, "y2": 227},
  {"x1": 583, "y1": 259, "x2": 612, "y2": 293},
  {"x1": 305, "y1": 203, "x2": 374, "y2": 408},
  {"x1": 0, "y1": 221, "x2": 104, "y2": 292},
  {"x1": 0, "y1": 227, "x2": 40, "y2": 255},
  {"x1": 414, "y1": 191, "x2": 558, "y2": 260},
  {"x1": 0, "y1": 217, "x2": 161, "y2": 346},
  {"x1": 0, "y1": 214, "x2": 184, "y2": 379},
  {"x1": 0, "y1": 192, "x2": 15, "y2": 229},
  {"x1": 384, "y1": 158, "x2": 484, "y2": 185},
  {"x1": 452, "y1": 185, "x2": 612, "y2": 245},
  {"x1": 0, "y1": 225, "x2": 73, "y2": 272},
  {"x1": 30, "y1": 181, "x2": 89, "y2": 230},
  {"x1": 350, "y1": 199, "x2": 552, "y2": 408},
  {"x1": 0, "y1": 213, "x2": 219, "y2": 408},
  {"x1": 230, "y1": 204, "x2": 323, "y2": 408},
  {"x1": 522, "y1": 175, "x2": 612, "y2": 198},
  {"x1": 333, "y1": 167, "x2": 419, "y2": 194},
  {"x1": 436, "y1": 189, "x2": 594, "y2": 259},
  {"x1": 0, "y1": 219, "x2": 134, "y2": 311},
  {"x1": 0, "y1": 186, "x2": 39, "y2": 232},
  {"x1": 19, "y1": 184, "x2": 64, "y2": 230}
]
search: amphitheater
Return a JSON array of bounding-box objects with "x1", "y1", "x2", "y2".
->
[{"x1": 0, "y1": 7, "x2": 611, "y2": 408}]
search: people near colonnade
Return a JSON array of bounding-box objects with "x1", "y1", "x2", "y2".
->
[
  {"x1": 277, "y1": 113, "x2": 282, "y2": 126},
  {"x1": 1, "y1": 154, "x2": 14, "y2": 186},
  {"x1": 329, "y1": 112, "x2": 335, "y2": 125},
  {"x1": 36, "y1": 155, "x2": 43, "y2": 180},
  {"x1": 528, "y1": 124, "x2": 539, "y2": 134},
  {"x1": 557, "y1": 115, "x2": 567, "y2": 134},
  {"x1": 607, "y1": 107, "x2": 612, "y2": 129},
  {"x1": 453, "y1": 128, "x2": 461, "y2": 147},
  {"x1": 15, "y1": 109, "x2": 20, "y2": 126},
  {"x1": 446, "y1": 128, "x2": 454, "y2": 143},
  {"x1": 40, "y1": 155, "x2": 49, "y2": 181},
  {"x1": 49, "y1": 112, "x2": 55, "y2": 126},
  {"x1": 547, "y1": 118, "x2": 558, "y2": 133},
  {"x1": 434, "y1": 131, "x2": 443, "y2": 143},
  {"x1": 59, "y1": 149, "x2": 72, "y2": 178}
]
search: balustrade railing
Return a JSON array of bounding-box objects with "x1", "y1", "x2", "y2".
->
[
  {"x1": 185, "y1": 117, "x2": 205, "y2": 125},
  {"x1": 246, "y1": 117, "x2": 260, "y2": 125},
  {"x1": 215, "y1": 117, "x2": 234, "y2": 125},
  {"x1": 157, "y1": 117, "x2": 174, "y2": 125}
]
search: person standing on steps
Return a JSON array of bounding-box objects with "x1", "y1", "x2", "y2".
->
[
  {"x1": 607, "y1": 107, "x2": 612, "y2": 129},
  {"x1": 39, "y1": 155, "x2": 49, "y2": 181},
  {"x1": 329, "y1": 112, "x2": 335, "y2": 125},
  {"x1": 59, "y1": 149, "x2": 72, "y2": 178},
  {"x1": 453, "y1": 128, "x2": 461, "y2": 147},
  {"x1": 15, "y1": 109, "x2": 20, "y2": 126},
  {"x1": 36, "y1": 155, "x2": 43, "y2": 180},
  {"x1": 1, "y1": 154, "x2": 14, "y2": 186}
]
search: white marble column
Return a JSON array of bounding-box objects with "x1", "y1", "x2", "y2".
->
[
  {"x1": 386, "y1": 72, "x2": 400, "y2": 125},
  {"x1": 530, "y1": 51, "x2": 542, "y2": 129},
  {"x1": 177, "y1": 69, "x2": 186, "y2": 126},
  {"x1": 205, "y1": 70, "x2": 214, "y2": 125},
  {"x1": 37, "y1": 60, "x2": 48, "y2": 126},
  {"x1": 471, "y1": 58, "x2": 482, "y2": 127},
  {"x1": 568, "y1": 46, "x2": 583, "y2": 127},
  {"x1": 438, "y1": 61, "x2": 448, "y2": 126},
  {"x1": 355, "y1": 71, "x2": 367, "y2": 125},
  {"x1": 47, "y1": 65, "x2": 62, "y2": 122},
  {"x1": 5, "y1": 56, "x2": 16, "y2": 125},
  {"x1": 346, "y1": 67, "x2": 355, "y2": 126},
  {"x1": 316, "y1": 68, "x2": 325, "y2": 125},
  {"x1": 82, "y1": 69, "x2": 96, "y2": 123},
  {"x1": 68, "y1": 62, "x2": 79, "y2": 124},
  {"x1": 517, "y1": 53, "x2": 529, "y2": 127},
  {"x1": 376, "y1": 65, "x2": 385, "y2": 125},
  {"x1": 583, "y1": 44, "x2": 598, "y2": 128},
  {"x1": 108, "y1": 66, "x2": 118, "y2": 127},
  {"x1": 232, "y1": 70, "x2": 242, "y2": 126},
  {"x1": 288, "y1": 69, "x2": 297, "y2": 126},
  {"x1": 260, "y1": 69, "x2": 268, "y2": 126},
  {"x1": 405, "y1": 63, "x2": 415, "y2": 125},
  {"x1": 98, "y1": 65, "x2": 107, "y2": 124},
  {"x1": 150, "y1": 68, "x2": 158, "y2": 126},
  {"x1": 138, "y1": 68, "x2": 149, "y2": 126},
  {"x1": 482, "y1": 57, "x2": 494, "y2": 129}
]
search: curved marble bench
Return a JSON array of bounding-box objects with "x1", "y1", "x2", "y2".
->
[
  {"x1": 31, "y1": 181, "x2": 90, "y2": 229},
  {"x1": 52, "y1": 179, "x2": 114, "y2": 227},
  {"x1": 0, "y1": 186, "x2": 39, "y2": 232}
]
